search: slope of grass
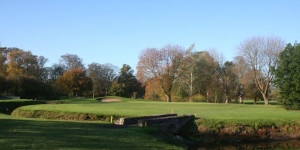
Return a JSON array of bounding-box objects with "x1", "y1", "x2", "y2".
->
[{"x1": 0, "y1": 113, "x2": 183, "y2": 149}]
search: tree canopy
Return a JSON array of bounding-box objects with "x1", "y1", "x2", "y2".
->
[
  {"x1": 56, "y1": 69, "x2": 92, "y2": 97},
  {"x1": 239, "y1": 36, "x2": 285, "y2": 105},
  {"x1": 137, "y1": 45, "x2": 185, "y2": 102},
  {"x1": 274, "y1": 43, "x2": 300, "y2": 110}
]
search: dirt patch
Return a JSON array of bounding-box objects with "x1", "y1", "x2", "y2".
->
[{"x1": 97, "y1": 98, "x2": 122, "y2": 102}]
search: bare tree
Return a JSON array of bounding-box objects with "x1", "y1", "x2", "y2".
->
[
  {"x1": 177, "y1": 44, "x2": 195, "y2": 102},
  {"x1": 37, "y1": 56, "x2": 48, "y2": 81},
  {"x1": 88, "y1": 63, "x2": 117, "y2": 98},
  {"x1": 60, "y1": 54, "x2": 85, "y2": 70},
  {"x1": 50, "y1": 64, "x2": 66, "y2": 81},
  {"x1": 137, "y1": 45, "x2": 184, "y2": 102},
  {"x1": 233, "y1": 56, "x2": 250, "y2": 104},
  {"x1": 239, "y1": 36, "x2": 285, "y2": 105}
]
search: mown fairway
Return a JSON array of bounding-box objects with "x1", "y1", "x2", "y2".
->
[
  {"x1": 15, "y1": 97, "x2": 300, "y2": 122},
  {"x1": 0, "y1": 113, "x2": 182, "y2": 149}
]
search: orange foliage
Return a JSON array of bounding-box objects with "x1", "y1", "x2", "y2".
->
[
  {"x1": 144, "y1": 79, "x2": 164, "y2": 100},
  {"x1": 56, "y1": 69, "x2": 92, "y2": 97}
]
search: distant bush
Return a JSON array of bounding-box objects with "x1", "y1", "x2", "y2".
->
[
  {"x1": 171, "y1": 96, "x2": 187, "y2": 102},
  {"x1": 192, "y1": 94, "x2": 206, "y2": 102}
]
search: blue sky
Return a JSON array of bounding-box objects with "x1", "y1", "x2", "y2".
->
[{"x1": 1, "y1": 0, "x2": 299, "y2": 71}]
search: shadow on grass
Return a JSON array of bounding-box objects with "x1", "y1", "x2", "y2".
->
[{"x1": 0, "y1": 117, "x2": 182, "y2": 150}]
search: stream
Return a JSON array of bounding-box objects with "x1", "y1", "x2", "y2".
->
[{"x1": 189, "y1": 139, "x2": 300, "y2": 150}]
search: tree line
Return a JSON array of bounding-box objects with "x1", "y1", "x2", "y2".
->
[
  {"x1": 0, "y1": 48, "x2": 143, "y2": 99},
  {"x1": 136, "y1": 36, "x2": 299, "y2": 109},
  {"x1": 0, "y1": 35, "x2": 299, "y2": 109}
]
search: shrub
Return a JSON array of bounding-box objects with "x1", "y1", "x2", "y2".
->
[{"x1": 192, "y1": 94, "x2": 206, "y2": 102}]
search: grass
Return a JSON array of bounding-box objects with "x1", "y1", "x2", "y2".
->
[
  {"x1": 0, "y1": 113, "x2": 183, "y2": 149},
  {"x1": 0, "y1": 99, "x2": 32, "y2": 102},
  {"x1": 15, "y1": 97, "x2": 300, "y2": 122},
  {"x1": 3, "y1": 97, "x2": 300, "y2": 149}
]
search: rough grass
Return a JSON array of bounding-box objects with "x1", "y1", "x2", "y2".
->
[{"x1": 0, "y1": 113, "x2": 183, "y2": 149}]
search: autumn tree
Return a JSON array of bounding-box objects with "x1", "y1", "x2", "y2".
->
[
  {"x1": 56, "y1": 69, "x2": 92, "y2": 97},
  {"x1": 239, "y1": 36, "x2": 285, "y2": 105},
  {"x1": 143, "y1": 78, "x2": 164, "y2": 100},
  {"x1": 6, "y1": 49, "x2": 28, "y2": 78},
  {"x1": 137, "y1": 45, "x2": 184, "y2": 102},
  {"x1": 5, "y1": 49, "x2": 40, "y2": 95},
  {"x1": 0, "y1": 47, "x2": 59, "y2": 98},
  {"x1": 60, "y1": 54, "x2": 85, "y2": 70}
]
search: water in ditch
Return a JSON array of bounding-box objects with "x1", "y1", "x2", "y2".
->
[{"x1": 189, "y1": 139, "x2": 300, "y2": 150}]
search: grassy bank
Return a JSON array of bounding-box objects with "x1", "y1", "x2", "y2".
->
[{"x1": 0, "y1": 113, "x2": 183, "y2": 149}]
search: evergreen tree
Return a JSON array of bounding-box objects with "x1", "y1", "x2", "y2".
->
[{"x1": 274, "y1": 43, "x2": 300, "y2": 110}]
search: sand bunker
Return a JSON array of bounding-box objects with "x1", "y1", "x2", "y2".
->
[{"x1": 97, "y1": 98, "x2": 121, "y2": 102}]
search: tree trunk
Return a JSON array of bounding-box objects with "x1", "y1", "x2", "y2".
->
[
  {"x1": 207, "y1": 95, "x2": 209, "y2": 103},
  {"x1": 239, "y1": 96, "x2": 243, "y2": 104},
  {"x1": 225, "y1": 95, "x2": 229, "y2": 104},
  {"x1": 189, "y1": 72, "x2": 193, "y2": 102},
  {"x1": 262, "y1": 92, "x2": 269, "y2": 105},
  {"x1": 92, "y1": 87, "x2": 95, "y2": 98},
  {"x1": 189, "y1": 96, "x2": 193, "y2": 102},
  {"x1": 214, "y1": 90, "x2": 217, "y2": 103},
  {"x1": 166, "y1": 94, "x2": 171, "y2": 102}
]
